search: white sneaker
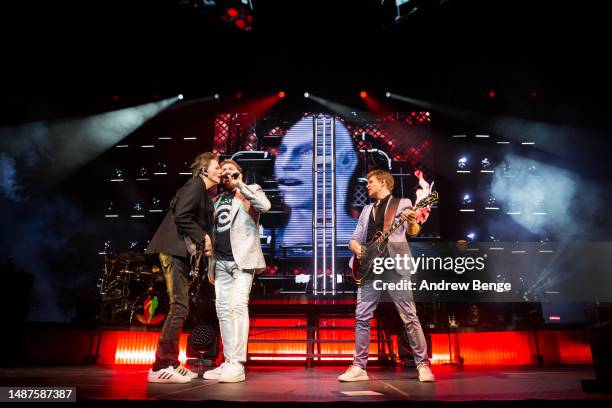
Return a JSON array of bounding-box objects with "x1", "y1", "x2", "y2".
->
[
  {"x1": 175, "y1": 364, "x2": 199, "y2": 379},
  {"x1": 218, "y1": 361, "x2": 245, "y2": 383},
  {"x1": 203, "y1": 361, "x2": 230, "y2": 380},
  {"x1": 417, "y1": 364, "x2": 435, "y2": 382},
  {"x1": 147, "y1": 366, "x2": 192, "y2": 384},
  {"x1": 338, "y1": 365, "x2": 369, "y2": 382}
]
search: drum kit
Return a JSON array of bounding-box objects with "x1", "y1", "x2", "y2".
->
[{"x1": 97, "y1": 252, "x2": 168, "y2": 324}]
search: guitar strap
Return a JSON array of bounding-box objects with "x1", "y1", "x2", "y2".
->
[{"x1": 384, "y1": 197, "x2": 401, "y2": 231}]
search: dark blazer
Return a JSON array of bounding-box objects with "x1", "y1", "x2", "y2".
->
[{"x1": 145, "y1": 177, "x2": 214, "y2": 258}]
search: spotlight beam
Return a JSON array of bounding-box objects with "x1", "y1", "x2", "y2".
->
[
  {"x1": 307, "y1": 94, "x2": 371, "y2": 122},
  {"x1": 386, "y1": 92, "x2": 600, "y2": 163},
  {"x1": 0, "y1": 97, "x2": 177, "y2": 189}
]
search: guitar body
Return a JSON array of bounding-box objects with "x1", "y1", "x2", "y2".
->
[
  {"x1": 350, "y1": 191, "x2": 439, "y2": 286},
  {"x1": 351, "y1": 231, "x2": 387, "y2": 285}
]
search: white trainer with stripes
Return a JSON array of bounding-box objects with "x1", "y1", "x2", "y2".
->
[
  {"x1": 147, "y1": 366, "x2": 192, "y2": 383},
  {"x1": 175, "y1": 364, "x2": 199, "y2": 379}
]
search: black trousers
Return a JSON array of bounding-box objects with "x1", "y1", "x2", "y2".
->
[{"x1": 153, "y1": 253, "x2": 190, "y2": 371}]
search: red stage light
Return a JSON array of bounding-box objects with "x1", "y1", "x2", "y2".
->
[
  {"x1": 488, "y1": 89, "x2": 496, "y2": 98},
  {"x1": 113, "y1": 332, "x2": 188, "y2": 365},
  {"x1": 234, "y1": 19, "x2": 246, "y2": 30},
  {"x1": 93, "y1": 327, "x2": 591, "y2": 366},
  {"x1": 360, "y1": 91, "x2": 368, "y2": 98},
  {"x1": 227, "y1": 8, "x2": 239, "y2": 17},
  {"x1": 278, "y1": 91, "x2": 286, "y2": 98}
]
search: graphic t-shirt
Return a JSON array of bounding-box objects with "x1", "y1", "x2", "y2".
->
[{"x1": 215, "y1": 191, "x2": 235, "y2": 261}]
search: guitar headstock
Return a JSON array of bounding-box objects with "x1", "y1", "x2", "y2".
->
[
  {"x1": 415, "y1": 191, "x2": 438, "y2": 209},
  {"x1": 396, "y1": 191, "x2": 439, "y2": 223}
]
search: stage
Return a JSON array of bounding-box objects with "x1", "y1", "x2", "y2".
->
[{"x1": 1, "y1": 365, "x2": 610, "y2": 405}]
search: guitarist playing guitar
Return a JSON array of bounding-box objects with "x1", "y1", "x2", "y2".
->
[{"x1": 338, "y1": 169, "x2": 436, "y2": 383}]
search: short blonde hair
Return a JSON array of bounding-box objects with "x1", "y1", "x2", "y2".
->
[
  {"x1": 219, "y1": 159, "x2": 242, "y2": 174},
  {"x1": 367, "y1": 169, "x2": 394, "y2": 191}
]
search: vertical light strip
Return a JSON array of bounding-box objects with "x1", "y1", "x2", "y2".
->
[
  {"x1": 322, "y1": 116, "x2": 327, "y2": 295},
  {"x1": 312, "y1": 116, "x2": 318, "y2": 295},
  {"x1": 331, "y1": 117, "x2": 336, "y2": 294}
]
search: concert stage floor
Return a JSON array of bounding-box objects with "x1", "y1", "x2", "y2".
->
[{"x1": 1, "y1": 365, "x2": 610, "y2": 405}]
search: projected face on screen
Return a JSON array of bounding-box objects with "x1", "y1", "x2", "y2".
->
[
  {"x1": 274, "y1": 119, "x2": 313, "y2": 210},
  {"x1": 273, "y1": 116, "x2": 358, "y2": 250}
]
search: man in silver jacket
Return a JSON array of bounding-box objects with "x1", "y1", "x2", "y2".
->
[{"x1": 204, "y1": 159, "x2": 271, "y2": 383}]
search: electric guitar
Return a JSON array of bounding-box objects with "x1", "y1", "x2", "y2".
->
[
  {"x1": 351, "y1": 191, "x2": 438, "y2": 285},
  {"x1": 188, "y1": 237, "x2": 213, "y2": 309}
]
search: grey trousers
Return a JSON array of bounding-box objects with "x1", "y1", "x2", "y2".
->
[{"x1": 353, "y1": 269, "x2": 430, "y2": 369}]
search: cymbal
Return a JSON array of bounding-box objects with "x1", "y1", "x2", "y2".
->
[{"x1": 121, "y1": 269, "x2": 153, "y2": 275}]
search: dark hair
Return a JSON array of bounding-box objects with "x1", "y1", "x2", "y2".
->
[{"x1": 190, "y1": 152, "x2": 219, "y2": 177}]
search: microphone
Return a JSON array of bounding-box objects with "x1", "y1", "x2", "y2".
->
[{"x1": 223, "y1": 171, "x2": 241, "y2": 180}]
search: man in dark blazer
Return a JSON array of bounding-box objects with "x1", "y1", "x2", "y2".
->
[{"x1": 144, "y1": 152, "x2": 221, "y2": 383}]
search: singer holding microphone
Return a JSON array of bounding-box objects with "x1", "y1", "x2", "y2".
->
[{"x1": 203, "y1": 159, "x2": 271, "y2": 383}]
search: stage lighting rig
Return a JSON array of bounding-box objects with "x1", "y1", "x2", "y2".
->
[
  {"x1": 380, "y1": 0, "x2": 453, "y2": 27},
  {"x1": 177, "y1": 0, "x2": 254, "y2": 31}
]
